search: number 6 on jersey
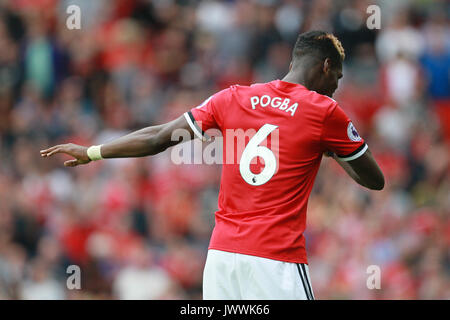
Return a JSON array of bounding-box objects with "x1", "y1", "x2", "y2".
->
[{"x1": 239, "y1": 124, "x2": 278, "y2": 186}]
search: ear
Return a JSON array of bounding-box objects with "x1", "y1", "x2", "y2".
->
[
  {"x1": 289, "y1": 61, "x2": 293, "y2": 71},
  {"x1": 323, "y1": 58, "x2": 332, "y2": 74}
]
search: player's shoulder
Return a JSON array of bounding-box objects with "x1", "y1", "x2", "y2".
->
[
  {"x1": 316, "y1": 92, "x2": 338, "y2": 105},
  {"x1": 214, "y1": 82, "x2": 271, "y2": 101},
  {"x1": 227, "y1": 82, "x2": 272, "y2": 92},
  {"x1": 296, "y1": 88, "x2": 339, "y2": 118},
  {"x1": 309, "y1": 89, "x2": 338, "y2": 107}
]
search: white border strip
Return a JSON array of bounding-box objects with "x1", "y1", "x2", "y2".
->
[
  {"x1": 338, "y1": 144, "x2": 368, "y2": 162},
  {"x1": 184, "y1": 112, "x2": 206, "y2": 141}
]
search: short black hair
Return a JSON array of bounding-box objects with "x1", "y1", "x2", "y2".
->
[{"x1": 292, "y1": 30, "x2": 345, "y2": 67}]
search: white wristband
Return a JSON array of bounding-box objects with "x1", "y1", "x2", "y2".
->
[{"x1": 87, "y1": 145, "x2": 103, "y2": 161}]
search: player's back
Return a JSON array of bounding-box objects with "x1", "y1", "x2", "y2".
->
[
  {"x1": 186, "y1": 79, "x2": 366, "y2": 263},
  {"x1": 219, "y1": 80, "x2": 329, "y2": 212}
]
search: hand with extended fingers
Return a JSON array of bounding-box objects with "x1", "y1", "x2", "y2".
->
[{"x1": 40, "y1": 143, "x2": 91, "y2": 167}]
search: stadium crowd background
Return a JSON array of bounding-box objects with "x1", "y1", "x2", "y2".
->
[{"x1": 0, "y1": 0, "x2": 449, "y2": 299}]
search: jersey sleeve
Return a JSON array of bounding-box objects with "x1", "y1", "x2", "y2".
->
[
  {"x1": 183, "y1": 88, "x2": 229, "y2": 141},
  {"x1": 321, "y1": 104, "x2": 368, "y2": 161}
]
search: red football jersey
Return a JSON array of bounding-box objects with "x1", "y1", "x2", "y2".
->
[{"x1": 184, "y1": 80, "x2": 367, "y2": 264}]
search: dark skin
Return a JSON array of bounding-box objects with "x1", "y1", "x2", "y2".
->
[
  {"x1": 281, "y1": 55, "x2": 384, "y2": 190},
  {"x1": 41, "y1": 55, "x2": 384, "y2": 190},
  {"x1": 283, "y1": 56, "x2": 342, "y2": 98}
]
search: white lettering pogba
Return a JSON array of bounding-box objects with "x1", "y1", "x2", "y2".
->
[{"x1": 250, "y1": 95, "x2": 298, "y2": 116}]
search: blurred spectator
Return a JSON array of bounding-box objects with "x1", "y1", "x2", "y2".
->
[
  {"x1": 19, "y1": 258, "x2": 65, "y2": 300},
  {"x1": 112, "y1": 243, "x2": 179, "y2": 299}
]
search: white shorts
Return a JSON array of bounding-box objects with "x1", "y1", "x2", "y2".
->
[{"x1": 203, "y1": 249, "x2": 315, "y2": 300}]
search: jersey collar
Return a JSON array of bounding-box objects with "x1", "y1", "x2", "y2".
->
[{"x1": 271, "y1": 79, "x2": 308, "y2": 92}]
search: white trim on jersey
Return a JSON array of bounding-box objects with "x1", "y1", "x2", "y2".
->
[
  {"x1": 337, "y1": 143, "x2": 368, "y2": 162},
  {"x1": 184, "y1": 112, "x2": 206, "y2": 141}
]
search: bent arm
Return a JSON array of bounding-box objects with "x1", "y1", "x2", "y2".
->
[{"x1": 331, "y1": 148, "x2": 385, "y2": 190}]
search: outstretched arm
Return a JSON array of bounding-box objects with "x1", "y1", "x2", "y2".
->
[{"x1": 40, "y1": 115, "x2": 194, "y2": 167}]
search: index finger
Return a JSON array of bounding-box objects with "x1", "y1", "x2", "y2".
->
[{"x1": 40, "y1": 145, "x2": 65, "y2": 157}]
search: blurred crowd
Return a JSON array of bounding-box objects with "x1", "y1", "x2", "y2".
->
[{"x1": 0, "y1": 0, "x2": 449, "y2": 299}]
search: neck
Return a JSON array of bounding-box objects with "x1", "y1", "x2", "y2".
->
[
  {"x1": 281, "y1": 70, "x2": 309, "y2": 89},
  {"x1": 282, "y1": 57, "x2": 320, "y2": 91}
]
